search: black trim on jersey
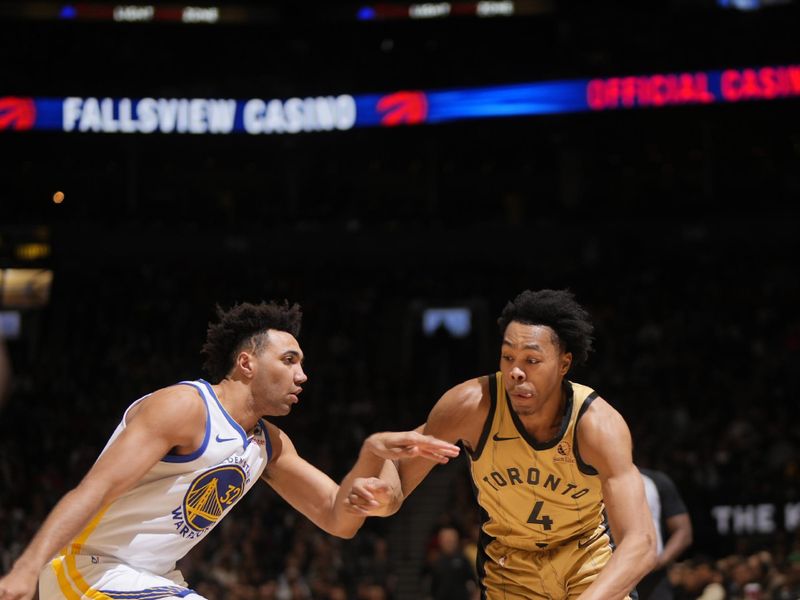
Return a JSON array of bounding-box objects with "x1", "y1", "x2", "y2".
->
[
  {"x1": 467, "y1": 374, "x2": 497, "y2": 461},
  {"x1": 573, "y1": 391, "x2": 599, "y2": 475},
  {"x1": 506, "y1": 380, "x2": 574, "y2": 451},
  {"x1": 468, "y1": 468, "x2": 494, "y2": 600}
]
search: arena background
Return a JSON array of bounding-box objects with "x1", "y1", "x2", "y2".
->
[{"x1": 2, "y1": 1, "x2": 800, "y2": 598}]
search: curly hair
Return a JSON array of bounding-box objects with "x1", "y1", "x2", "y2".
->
[
  {"x1": 201, "y1": 300, "x2": 302, "y2": 382},
  {"x1": 497, "y1": 289, "x2": 594, "y2": 367}
]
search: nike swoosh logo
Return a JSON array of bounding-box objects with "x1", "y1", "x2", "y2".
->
[
  {"x1": 215, "y1": 434, "x2": 237, "y2": 443},
  {"x1": 492, "y1": 433, "x2": 520, "y2": 442},
  {"x1": 577, "y1": 525, "x2": 609, "y2": 549}
]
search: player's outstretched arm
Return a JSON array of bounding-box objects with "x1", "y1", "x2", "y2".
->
[
  {"x1": 343, "y1": 377, "x2": 488, "y2": 519},
  {"x1": 0, "y1": 387, "x2": 205, "y2": 600},
  {"x1": 373, "y1": 378, "x2": 487, "y2": 511},
  {"x1": 261, "y1": 424, "x2": 459, "y2": 538},
  {"x1": 576, "y1": 398, "x2": 658, "y2": 600}
]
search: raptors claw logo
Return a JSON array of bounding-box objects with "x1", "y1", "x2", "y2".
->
[
  {"x1": 376, "y1": 91, "x2": 428, "y2": 126},
  {"x1": 0, "y1": 97, "x2": 36, "y2": 130}
]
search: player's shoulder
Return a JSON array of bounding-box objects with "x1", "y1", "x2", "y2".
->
[
  {"x1": 424, "y1": 377, "x2": 490, "y2": 446},
  {"x1": 439, "y1": 376, "x2": 489, "y2": 411},
  {"x1": 259, "y1": 419, "x2": 293, "y2": 461},
  {"x1": 149, "y1": 383, "x2": 206, "y2": 406},
  {"x1": 574, "y1": 388, "x2": 630, "y2": 442},
  {"x1": 428, "y1": 376, "x2": 490, "y2": 436},
  {"x1": 260, "y1": 419, "x2": 285, "y2": 444},
  {"x1": 569, "y1": 380, "x2": 598, "y2": 401},
  {"x1": 127, "y1": 383, "x2": 207, "y2": 424}
]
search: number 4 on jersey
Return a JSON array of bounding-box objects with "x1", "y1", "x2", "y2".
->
[{"x1": 527, "y1": 501, "x2": 554, "y2": 530}]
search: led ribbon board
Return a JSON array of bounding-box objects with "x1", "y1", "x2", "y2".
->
[{"x1": 2, "y1": 64, "x2": 798, "y2": 134}]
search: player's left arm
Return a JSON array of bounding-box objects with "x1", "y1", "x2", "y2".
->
[
  {"x1": 575, "y1": 397, "x2": 658, "y2": 600},
  {"x1": 261, "y1": 423, "x2": 459, "y2": 539}
]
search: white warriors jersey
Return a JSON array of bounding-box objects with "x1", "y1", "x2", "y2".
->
[{"x1": 60, "y1": 379, "x2": 271, "y2": 575}]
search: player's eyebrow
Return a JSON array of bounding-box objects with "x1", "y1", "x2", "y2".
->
[{"x1": 501, "y1": 339, "x2": 543, "y2": 351}]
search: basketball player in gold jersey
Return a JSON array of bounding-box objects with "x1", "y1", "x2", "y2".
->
[{"x1": 376, "y1": 289, "x2": 657, "y2": 599}]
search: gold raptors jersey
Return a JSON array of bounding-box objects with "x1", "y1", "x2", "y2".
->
[{"x1": 468, "y1": 373, "x2": 605, "y2": 551}]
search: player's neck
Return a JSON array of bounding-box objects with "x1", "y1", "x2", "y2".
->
[{"x1": 213, "y1": 378, "x2": 259, "y2": 433}]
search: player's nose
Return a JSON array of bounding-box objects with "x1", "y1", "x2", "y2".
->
[{"x1": 510, "y1": 367, "x2": 525, "y2": 381}]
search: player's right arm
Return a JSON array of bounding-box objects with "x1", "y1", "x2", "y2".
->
[
  {"x1": 0, "y1": 386, "x2": 205, "y2": 600},
  {"x1": 395, "y1": 377, "x2": 488, "y2": 499}
]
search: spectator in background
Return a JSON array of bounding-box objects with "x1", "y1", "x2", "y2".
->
[
  {"x1": 422, "y1": 526, "x2": 476, "y2": 600},
  {"x1": 638, "y1": 466, "x2": 694, "y2": 599},
  {"x1": 673, "y1": 555, "x2": 725, "y2": 600}
]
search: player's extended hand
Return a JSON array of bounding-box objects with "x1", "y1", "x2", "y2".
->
[
  {"x1": 363, "y1": 431, "x2": 460, "y2": 463},
  {"x1": 342, "y1": 476, "x2": 397, "y2": 516},
  {"x1": 0, "y1": 567, "x2": 38, "y2": 600}
]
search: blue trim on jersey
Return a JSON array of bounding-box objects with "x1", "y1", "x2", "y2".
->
[
  {"x1": 258, "y1": 418, "x2": 272, "y2": 461},
  {"x1": 100, "y1": 585, "x2": 196, "y2": 599},
  {"x1": 199, "y1": 378, "x2": 248, "y2": 448},
  {"x1": 161, "y1": 381, "x2": 211, "y2": 463}
]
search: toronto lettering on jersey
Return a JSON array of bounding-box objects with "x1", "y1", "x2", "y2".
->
[{"x1": 482, "y1": 466, "x2": 589, "y2": 498}]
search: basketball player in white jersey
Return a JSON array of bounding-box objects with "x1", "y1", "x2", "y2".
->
[
  {"x1": 0, "y1": 300, "x2": 460, "y2": 600},
  {"x1": 360, "y1": 289, "x2": 657, "y2": 599}
]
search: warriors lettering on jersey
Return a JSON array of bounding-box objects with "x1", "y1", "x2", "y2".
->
[
  {"x1": 171, "y1": 463, "x2": 249, "y2": 539},
  {"x1": 481, "y1": 465, "x2": 590, "y2": 498}
]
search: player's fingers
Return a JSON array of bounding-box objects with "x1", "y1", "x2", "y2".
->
[
  {"x1": 401, "y1": 431, "x2": 459, "y2": 449},
  {"x1": 349, "y1": 490, "x2": 379, "y2": 507},
  {"x1": 418, "y1": 438, "x2": 460, "y2": 456},
  {"x1": 390, "y1": 433, "x2": 459, "y2": 455},
  {"x1": 343, "y1": 501, "x2": 371, "y2": 516},
  {"x1": 361, "y1": 479, "x2": 389, "y2": 493},
  {"x1": 417, "y1": 450, "x2": 451, "y2": 463},
  {"x1": 350, "y1": 478, "x2": 377, "y2": 498}
]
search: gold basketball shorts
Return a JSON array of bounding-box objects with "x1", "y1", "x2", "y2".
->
[{"x1": 478, "y1": 523, "x2": 636, "y2": 600}]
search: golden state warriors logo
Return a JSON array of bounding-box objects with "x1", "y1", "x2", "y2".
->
[{"x1": 183, "y1": 465, "x2": 246, "y2": 532}]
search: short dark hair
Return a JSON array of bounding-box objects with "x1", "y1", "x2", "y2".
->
[
  {"x1": 201, "y1": 300, "x2": 302, "y2": 382},
  {"x1": 497, "y1": 289, "x2": 594, "y2": 367}
]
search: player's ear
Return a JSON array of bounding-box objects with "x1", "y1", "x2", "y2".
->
[
  {"x1": 237, "y1": 351, "x2": 256, "y2": 379},
  {"x1": 560, "y1": 352, "x2": 572, "y2": 376}
]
